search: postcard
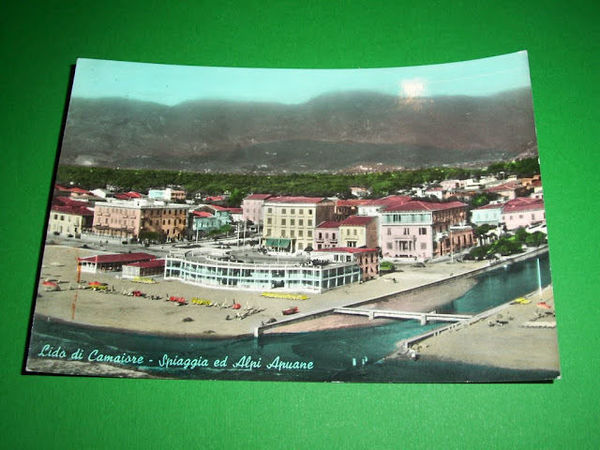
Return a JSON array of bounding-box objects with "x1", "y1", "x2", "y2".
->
[{"x1": 25, "y1": 51, "x2": 560, "y2": 382}]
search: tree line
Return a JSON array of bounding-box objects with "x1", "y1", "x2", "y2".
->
[{"x1": 56, "y1": 158, "x2": 540, "y2": 203}]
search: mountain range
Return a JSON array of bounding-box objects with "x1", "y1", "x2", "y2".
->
[{"x1": 59, "y1": 88, "x2": 538, "y2": 173}]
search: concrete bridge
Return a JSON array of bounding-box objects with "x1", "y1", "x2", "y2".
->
[{"x1": 332, "y1": 307, "x2": 472, "y2": 325}]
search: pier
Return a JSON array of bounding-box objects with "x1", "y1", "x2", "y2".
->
[{"x1": 332, "y1": 307, "x2": 472, "y2": 325}]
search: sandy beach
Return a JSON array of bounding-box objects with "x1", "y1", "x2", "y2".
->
[
  {"x1": 32, "y1": 244, "x2": 491, "y2": 337},
  {"x1": 393, "y1": 286, "x2": 560, "y2": 372}
]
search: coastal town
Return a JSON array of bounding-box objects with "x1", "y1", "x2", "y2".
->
[
  {"x1": 47, "y1": 168, "x2": 546, "y2": 285},
  {"x1": 28, "y1": 160, "x2": 560, "y2": 381},
  {"x1": 36, "y1": 165, "x2": 553, "y2": 337}
]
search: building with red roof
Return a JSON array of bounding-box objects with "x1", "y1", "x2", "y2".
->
[
  {"x1": 380, "y1": 200, "x2": 472, "y2": 260},
  {"x1": 93, "y1": 199, "x2": 191, "y2": 241},
  {"x1": 77, "y1": 252, "x2": 157, "y2": 273},
  {"x1": 48, "y1": 203, "x2": 94, "y2": 237},
  {"x1": 313, "y1": 247, "x2": 379, "y2": 281},
  {"x1": 339, "y1": 216, "x2": 378, "y2": 249},
  {"x1": 122, "y1": 259, "x2": 165, "y2": 279},
  {"x1": 486, "y1": 181, "x2": 521, "y2": 201},
  {"x1": 263, "y1": 196, "x2": 335, "y2": 252},
  {"x1": 502, "y1": 198, "x2": 545, "y2": 230},
  {"x1": 357, "y1": 195, "x2": 411, "y2": 216},
  {"x1": 314, "y1": 221, "x2": 342, "y2": 249},
  {"x1": 114, "y1": 191, "x2": 143, "y2": 200}
]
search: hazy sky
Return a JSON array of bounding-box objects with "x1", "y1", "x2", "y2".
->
[{"x1": 72, "y1": 51, "x2": 531, "y2": 106}]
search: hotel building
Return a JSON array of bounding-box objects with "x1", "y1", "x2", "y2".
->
[
  {"x1": 93, "y1": 199, "x2": 191, "y2": 240},
  {"x1": 380, "y1": 200, "x2": 473, "y2": 260},
  {"x1": 262, "y1": 196, "x2": 335, "y2": 252},
  {"x1": 164, "y1": 252, "x2": 361, "y2": 293}
]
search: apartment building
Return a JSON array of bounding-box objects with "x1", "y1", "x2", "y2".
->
[{"x1": 262, "y1": 196, "x2": 335, "y2": 252}]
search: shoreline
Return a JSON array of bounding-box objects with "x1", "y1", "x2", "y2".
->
[
  {"x1": 387, "y1": 286, "x2": 559, "y2": 373},
  {"x1": 30, "y1": 244, "x2": 548, "y2": 339}
]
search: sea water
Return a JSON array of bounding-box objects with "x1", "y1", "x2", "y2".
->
[{"x1": 27, "y1": 253, "x2": 556, "y2": 382}]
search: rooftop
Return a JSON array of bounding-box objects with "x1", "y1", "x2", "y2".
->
[
  {"x1": 51, "y1": 205, "x2": 93, "y2": 216},
  {"x1": 502, "y1": 198, "x2": 545, "y2": 213},
  {"x1": 487, "y1": 181, "x2": 521, "y2": 192},
  {"x1": 192, "y1": 211, "x2": 213, "y2": 218},
  {"x1": 265, "y1": 196, "x2": 327, "y2": 204},
  {"x1": 316, "y1": 221, "x2": 341, "y2": 229},
  {"x1": 336, "y1": 199, "x2": 372, "y2": 207},
  {"x1": 78, "y1": 252, "x2": 157, "y2": 264},
  {"x1": 362, "y1": 195, "x2": 412, "y2": 207},
  {"x1": 384, "y1": 200, "x2": 467, "y2": 212},
  {"x1": 472, "y1": 202, "x2": 505, "y2": 211},
  {"x1": 125, "y1": 259, "x2": 165, "y2": 269},
  {"x1": 340, "y1": 216, "x2": 376, "y2": 226},
  {"x1": 245, "y1": 194, "x2": 273, "y2": 200}
]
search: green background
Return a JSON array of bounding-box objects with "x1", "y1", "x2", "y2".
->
[{"x1": 1, "y1": 1, "x2": 598, "y2": 448}]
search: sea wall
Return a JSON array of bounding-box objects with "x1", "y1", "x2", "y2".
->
[{"x1": 259, "y1": 245, "x2": 549, "y2": 336}]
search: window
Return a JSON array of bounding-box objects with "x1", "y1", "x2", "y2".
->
[
  {"x1": 282, "y1": 208, "x2": 286, "y2": 214},
  {"x1": 348, "y1": 241, "x2": 356, "y2": 247},
  {"x1": 531, "y1": 214, "x2": 535, "y2": 219},
  {"x1": 419, "y1": 227, "x2": 427, "y2": 235},
  {"x1": 387, "y1": 228, "x2": 391, "y2": 235},
  {"x1": 290, "y1": 219, "x2": 295, "y2": 226},
  {"x1": 298, "y1": 230, "x2": 303, "y2": 237},
  {"x1": 267, "y1": 208, "x2": 272, "y2": 213},
  {"x1": 299, "y1": 209, "x2": 303, "y2": 214},
  {"x1": 318, "y1": 232, "x2": 323, "y2": 239},
  {"x1": 60, "y1": 215, "x2": 64, "y2": 221},
  {"x1": 290, "y1": 230, "x2": 295, "y2": 237},
  {"x1": 54, "y1": 214, "x2": 58, "y2": 219},
  {"x1": 267, "y1": 218, "x2": 272, "y2": 225},
  {"x1": 299, "y1": 219, "x2": 303, "y2": 226},
  {"x1": 332, "y1": 233, "x2": 336, "y2": 239},
  {"x1": 386, "y1": 242, "x2": 393, "y2": 249},
  {"x1": 266, "y1": 229, "x2": 271, "y2": 236},
  {"x1": 308, "y1": 209, "x2": 313, "y2": 215},
  {"x1": 281, "y1": 230, "x2": 286, "y2": 237},
  {"x1": 519, "y1": 214, "x2": 524, "y2": 219},
  {"x1": 291, "y1": 209, "x2": 295, "y2": 214},
  {"x1": 308, "y1": 219, "x2": 312, "y2": 226},
  {"x1": 353, "y1": 229, "x2": 357, "y2": 235},
  {"x1": 307, "y1": 230, "x2": 312, "y2": 237},
  {"x1": 403, "y1": 228, "x2": 410, "y2": 235},
  {"x1": 420, "y1": 243, "x2": 427, "y2": 249}
]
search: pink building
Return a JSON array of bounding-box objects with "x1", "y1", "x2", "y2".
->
[
  {"x1": 380, "y1": 201, "x2": 471, "y2": 260},
  {"x1": 501, "y1": 198, "x2": 546, "y2": 230},
  {"x1": 314, "y1": 221, "x2": 341, "y2": 249},
  {"x1": 313, "y1": 247, "x2": 379, "y2": 281},
  {"x1": 242, "y1": 194, "x2": 272, "y2": 225}
]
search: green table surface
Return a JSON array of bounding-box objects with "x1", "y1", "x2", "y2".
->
[{"x1": 1, "y1": 1, "x2": 598, "y2": 448}]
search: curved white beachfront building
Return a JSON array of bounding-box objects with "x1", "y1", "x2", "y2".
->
[{"x1": 164, "y1": 251, "x2": 361, "y2": 293}]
